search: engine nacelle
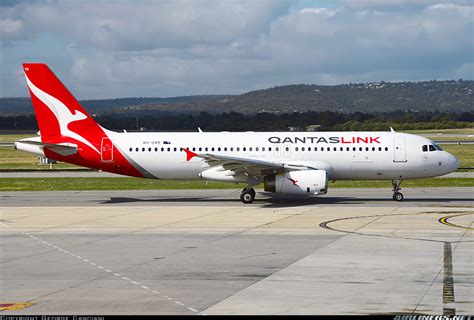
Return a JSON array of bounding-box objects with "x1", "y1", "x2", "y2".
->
[{"x1": 264, "y1": 170, "x2": 328, "y2": 195}]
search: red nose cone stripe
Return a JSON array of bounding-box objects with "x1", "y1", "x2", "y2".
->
[{"x1": 183, "y1": 148, "x2": 198, "y2": 161}]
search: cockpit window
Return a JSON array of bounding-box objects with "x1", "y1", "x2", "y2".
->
[
  {"x1": 422, "y1": 145, "x2": 428, "y2": 152},
  {"x1": 429, "y1": 145, "x2": 436, "y2": 152},
  {"x1": 433, "y1": 143, "x2": 443, "y2": 151}
]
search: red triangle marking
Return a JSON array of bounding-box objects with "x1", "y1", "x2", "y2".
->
[{"x1": 182, "y1": 148, "x2": 198, "y2": 161}]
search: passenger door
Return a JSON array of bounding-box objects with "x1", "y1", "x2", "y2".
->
[{"x1": 393, "y1": 136, "x2": 407, "y2": 162}]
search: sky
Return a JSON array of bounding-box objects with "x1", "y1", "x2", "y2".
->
[{"x1": 1, "y1": 0, "x2": 473, "y2": 99}]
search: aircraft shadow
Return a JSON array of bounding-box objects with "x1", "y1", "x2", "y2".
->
[{"x1": 101, "y1": 195, "x2": 473, "y2": 208}]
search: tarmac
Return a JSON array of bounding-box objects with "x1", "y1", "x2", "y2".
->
[{"x1": 0, "y1": 188, "x2": 473, "y2": 315}]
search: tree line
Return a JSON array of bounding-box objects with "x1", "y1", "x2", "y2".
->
[{"x1": 1, "y1": 110, "x2": 473, "y2": 132}]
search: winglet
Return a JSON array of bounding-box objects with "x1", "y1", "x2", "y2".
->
[{"x1": 183, "y1": 148, "x2": 198, "y2": 161}]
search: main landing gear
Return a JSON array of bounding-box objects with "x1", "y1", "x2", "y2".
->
[
  {"x1": 392, "y1": 179, "x2": 403, "y2": 201},
  {"x1": 240, "y1": 187, "x2": 256, "y2": 204}
]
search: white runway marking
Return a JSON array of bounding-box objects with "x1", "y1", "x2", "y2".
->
[{"x1": 0, "y1": 219, "x2": 202, "y2": 314}]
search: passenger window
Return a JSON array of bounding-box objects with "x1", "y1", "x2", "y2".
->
[
  {"x1": 249, "y1": 147, "x2": 253, "y2": 151},
  {"x1": 333, "y1": 147, "x2": 337, "y2": 151},
  {"x1": 385, "y1": 147, "x2": 388, "y2": 151},
  {"x1": 346, "y1": 147, "x2": 350, "y2": 151},
  {"x1": 295, "y1": 147, "x2": 299, "y2": 151},
  {"x1": 174, "y1": 148, "x2": 177, "y2": 152},
  {"x1": 211, "y1": 147, "x2": 215, "y2": 152},
  {"x1": 429, "y1": 145, "x2": 436, "y2": 152},
  {"x1": 205, "y1": 147, "x2": 208, "y2": 152},
  {"x1": 268, "y1": 147, "x2": 272, "y2": 151},
  {"x1": 192, "y1": 147, "x2": 196, "y2": 151},
  {"x1": 285, "y1": 147, "x2": 289, "y2": 151},
  {"x1": 142, "y1": 148, "x2": 145, "y2": 152},
  {"x1": 230, "y1": 147, "x2": 234, "y2": 151},
  {"x1": 422, "y1": 145, "x2": 428, "y2": 152},
  {"x1": 161, "y1": 147, "x2": 164, "y2": 152},
  {"x1": 167, "y1": 148, "x2": 170, "y2": 152},
  {"x1": 256, "y1": 147, "x2": 259, "y2": 151},
  {"x1": 365, "y1": 147, "x2": 369, "y2": 151},
  {"x1": 378, "y1": 147, "x2": 382, "y2": 151},
  {"x1": 262, "y1": 147, "x2": 265, "y2": 151},
  {"x1": 243, "y1": 147, "x2": 247, "y2": 151},
  {"x1": 224, "y1": 147, "x2": 228, "y2": 151},
  {"x1": 148, "y1": 148, "x2": 151, "y2": 152},
  {"x1": 155, "y1": 148, "x2": 158, "y2": 152},
  {"x1": 307, "y1": 147, "x2": 311, "y2": 151},
  {"x1": 372, "y1": 147, "x2": 375, "y2": 151},
  {"x1": 218, "y1": 147, "x2": 221, "y2": 151},
  {"x1": 359, "y1": 147, "x2": 362, "y2": 151},
  {"x1": 199, "y1": 147, "x2": 202, "y2": 152},
  {"x1": 353, "y1": 147, "x2": 356, "y2": 151}
]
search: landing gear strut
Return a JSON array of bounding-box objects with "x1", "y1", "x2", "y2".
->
[
  {"x1": 391, "y1": 179, "x2": 403, "y2": 201},
  {"x1": 240, "y1": 187, "x2": 256, "y2": 204}
]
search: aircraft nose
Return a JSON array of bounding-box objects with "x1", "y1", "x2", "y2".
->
[{"x1": 446, "y1": 153, "x2": 459, "y2": 172}]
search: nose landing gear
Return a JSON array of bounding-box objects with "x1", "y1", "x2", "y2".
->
[
  {"x1": 391, "y1": 179, "x2": 403, "y2": 201},
  {"x1": 240, "y1": 187, "x2": 256, "y2": 204}
]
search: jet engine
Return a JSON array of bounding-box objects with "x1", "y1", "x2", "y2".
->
[{"x1": 264, "y1": 170, "x2": 328, "y2": 195}]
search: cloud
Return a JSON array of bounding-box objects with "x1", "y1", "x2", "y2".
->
[
  {"x1": 334, "y1": 0, "x2": 473, "y2": 10},
  {"x1": 1, "y1": 0, "x2": 473, "y2": 98},
  {"x1": 3, "y1": 0, "x2": 290, "y2": 50}
]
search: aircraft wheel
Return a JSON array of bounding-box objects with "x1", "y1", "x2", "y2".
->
[
  {"x1": 240, "y1": 188, "x2": 255, "y2": 204},
  {"x1": 393, "y1": 192, "x2": 404, "y2": 202}
]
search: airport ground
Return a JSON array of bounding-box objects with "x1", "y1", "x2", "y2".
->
[
  {"x1": 0, "y1": 131, "x2": 473, "y2": 314},
  {"x1": 1, "y1": 188, "x2": 473, "y2": 315}
]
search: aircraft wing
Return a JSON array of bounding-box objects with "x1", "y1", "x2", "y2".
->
[{"x1": 183, "y1": 149, "x2": 322, "y2": 175}]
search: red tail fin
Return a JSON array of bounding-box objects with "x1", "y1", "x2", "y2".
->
[
  {"x1": 22, "y1": 63, "x2": 103, "y2": 153},
  {"x1": 22, "y1": 63, "x2": 148, "y2": 178}
]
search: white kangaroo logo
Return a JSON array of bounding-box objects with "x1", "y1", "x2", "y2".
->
[{"x1": 24, "y1": 73, "x2": 100, "y2": 154}]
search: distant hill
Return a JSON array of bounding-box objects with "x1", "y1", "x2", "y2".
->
[{"x1": 1, "y1": 80, "x2": 472, "y2": 115}]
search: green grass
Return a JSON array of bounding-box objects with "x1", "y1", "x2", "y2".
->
[
  {"x1": 0, "y1": 177, "x2": 472, "y2": 192},
  {"x1": 0, "y1": 134, "x2": 35, "y2": 143},
  {"x1": 0, "y1": 147, "x2": 81, "y2": 170},
  {"x1": 404, "y1": 128, "x2": 474, "y2": 134},
  {"x1": 427, "y1": 136, "x2": 474, "y2": 141},
  {"x1": 442, "y1": 144, "x2": 474, "y2": 168}
]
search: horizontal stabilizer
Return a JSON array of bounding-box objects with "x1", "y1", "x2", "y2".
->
[{"x1": 15, "y1": 138, "x2": 78, "y2": 156}]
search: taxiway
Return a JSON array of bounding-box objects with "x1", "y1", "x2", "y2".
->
[{"x1": 0, "y1": 188, "x2": 473, "y2": 314}]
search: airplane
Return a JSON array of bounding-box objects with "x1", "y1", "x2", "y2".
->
[{"x1": 15, "y1": 63, "x2": 460, "y2": 203}]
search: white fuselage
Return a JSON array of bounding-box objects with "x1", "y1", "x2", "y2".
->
[{"x1": 107, "y1": 131, "x2": 459, "y2": 181}]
